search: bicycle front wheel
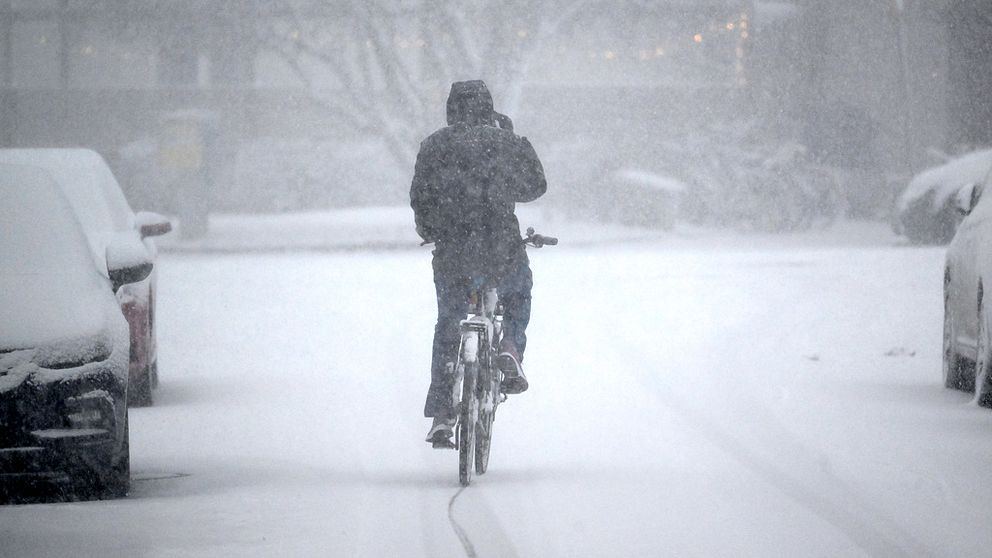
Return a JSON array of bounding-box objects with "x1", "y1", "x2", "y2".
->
[{"x1": 458, "y1": 360, "x2": 477, "y2": 486}]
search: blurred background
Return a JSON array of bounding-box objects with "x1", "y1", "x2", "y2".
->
[{"x1": 0, "y1": 0, "x2": 989, "y2": 238}]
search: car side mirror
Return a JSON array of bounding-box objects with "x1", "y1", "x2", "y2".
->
[
  {"x1": 106, "y1": 240, "x2": 153, "y2": 293},
  {"x1": 134, "y1": 211, "x2": 172, "y2": 238}
]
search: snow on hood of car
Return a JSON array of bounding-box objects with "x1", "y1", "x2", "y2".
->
[
  {"x1": 0, "y1": 301, "x2": 128, "y2": 392},
  {"x1": 897, "y1": 149, "x2": 992, "y2": 213},
  {"x1": 0, "y1": 275, "x2": 114, "y2": 352}
]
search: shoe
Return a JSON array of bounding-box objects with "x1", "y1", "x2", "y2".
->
[
  {"x1": 426, "y1": 417, "x2": 456, "y2": 449},
  {"x1": 498, "y1": 341, "x2": 529, "y2": 394}
]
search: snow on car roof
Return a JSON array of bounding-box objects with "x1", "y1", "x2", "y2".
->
[
  {"x1": 0, "y1": 149, "x2": 135, "y2": 274},
  {"x1": 0, "y1": 148, "x2": 133, "y2": 234},
  {"x1": 897, "y1": 149, "x2": 992, "y2": 212}
]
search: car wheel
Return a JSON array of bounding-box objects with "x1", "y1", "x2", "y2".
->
[
  {"x1": 944, "y1": 275, "x2": 968, "y2": 390},
  {"x1": 975, "y1": 291, "x2": 992, "y2": 407},
  {"x1": 129, "y1": 364, "x2": 154, "y2": 407},
  {"x1": 101, "y1": 415, "x2": 131, "y2": 499},
  {"x1": 130, "y1": 310, "x2": 155, "y2": 407},
  {"x1": 70, "y1": 414, "x2": 130, "y2": 500}
]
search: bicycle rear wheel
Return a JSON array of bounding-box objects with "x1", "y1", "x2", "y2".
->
[
  {"x1": 458, "y1": 360, "x2": 477, "y2": 486},
  {"x1": 475, "y1": 353, "x2": 498, "y2": 475}
]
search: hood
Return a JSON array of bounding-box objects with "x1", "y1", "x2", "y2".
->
[
  {"x1": 0, "y1": 274, "x2": 112, "y2": 353},
  {"x1": 446, "y1": 80, "x2": 494, "y2": 127},
  {"x1": 0, "y1": 282, "x2": 126, "y2": 393}
]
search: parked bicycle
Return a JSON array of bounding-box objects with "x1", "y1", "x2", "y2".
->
[{"x1": 444, "y1": 228, "x2": 557, "y2": 486}]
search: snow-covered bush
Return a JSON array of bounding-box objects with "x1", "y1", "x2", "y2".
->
[
  {"x1": 657, "y1": 119, "x2": 846, "y2": 232},
  {"x1": 540, "y1": 140, "x2": 684, "y2": 230},
  {"x1": 539, "y1": 119, "x2": 847, "y2": 232}
]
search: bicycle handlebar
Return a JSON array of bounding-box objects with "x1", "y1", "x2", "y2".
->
[
  {"x1": 523, "y1": 227, "x2": 558, "y2": 248},
  {"x1": 528, "y1": 234, "x2": 558, "y2": 247},
  {"x1": 420, "y1": 227, "x2": 558, "y2": 248}
]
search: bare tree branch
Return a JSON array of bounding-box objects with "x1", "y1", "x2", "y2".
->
[{"x1": 255, "y1": 0, "x2": 584, "y2": 169}]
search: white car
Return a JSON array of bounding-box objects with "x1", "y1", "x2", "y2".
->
[
  {"x1": 0, "y1": 149, "x2": 171, "y2": 406},
  {"x1": 943, "y1": 161, "x2": 992, "y2": 404},
  {"x1": 1, "y1": 164, "x2": 152, "y2": 499},
  {"x1": 897, "y1": 149, "x2": 992, "y2": 244}
]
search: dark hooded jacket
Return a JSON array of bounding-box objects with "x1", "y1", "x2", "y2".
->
[{"x1": 410, "y1": 80, "x2": 546, "y2": 279}]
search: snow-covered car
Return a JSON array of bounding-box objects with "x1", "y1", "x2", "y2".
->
[
  {"x1": 896, "y1": 149, "x2": 992, "y2": 244},
  {"x1": 1, "y1": 164, "x2": 152, "y2": 498},
  {"x1": 943, "y1": 162, "x2": 992, "y2": 404},
  {"x1": 0, "y1": 149, "x2": 171, "y2": 406}
]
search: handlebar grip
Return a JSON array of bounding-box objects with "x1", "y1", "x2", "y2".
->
[{"x1": 522, "y1": 228, "x2": 558, "y2": 247}]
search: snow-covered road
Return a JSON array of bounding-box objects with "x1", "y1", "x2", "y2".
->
[{"x1": 4, "y1": 241, "x2": 992, "y2": 557}]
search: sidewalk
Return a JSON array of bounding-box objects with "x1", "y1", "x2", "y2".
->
[
  {"x1": 158, "y1": 207, "x2": 420, "y2": 253},
  {"x1": 157, "y1": 206, "x2": 906, "y2": 254}
]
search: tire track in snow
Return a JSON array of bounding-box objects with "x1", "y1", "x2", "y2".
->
[
  {"x1": 647, "y1": 379, "x2": 930, "y2": 556},
  {"x1": 446, "y1": 485, "x2": 521, "y2": 558},
  {"x1": 561, "y1": 250, "x2": 936, "y2": 556},
  {"x1": 381, "y1": 259, "x2": 511, "y2": 557},
  {"x1": 604, "y1": 319, "x2": 934, "y2": 556},
  {"x1": 448, "y1": 487, "x2": 478, "y2": 557},
  {"x1": 385, "y1": 300, "x2": 472, "y2": 558}
]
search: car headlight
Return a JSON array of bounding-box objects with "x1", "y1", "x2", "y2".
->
[{"x1": 64, "y1": 390, "x2": 114, "y2": 430}]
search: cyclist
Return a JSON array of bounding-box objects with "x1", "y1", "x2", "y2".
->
[{"x1": 410, "y1": 80, "x2": 547, "y2": 447}]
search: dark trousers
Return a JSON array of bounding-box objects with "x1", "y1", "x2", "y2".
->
[{"x1": 424, "y1": 251, "x2": 533, "y2": 418}]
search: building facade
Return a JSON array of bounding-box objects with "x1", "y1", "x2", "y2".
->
[{"x1": 1, "y1": 0, "x2": 988, "y2": 216}]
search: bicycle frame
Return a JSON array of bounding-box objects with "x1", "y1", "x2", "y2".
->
[
  {"x1": 438, "y1": 228, "x2": 556, "y2": 486},
  {"x1": 461, "y1": 289, "x2": 499, "y2": 359},
  {"x1": 453, "y1": 285, "x2": 503, "y2": 485},
  {"x1": 466, "y1": 288, "x2": 503, "y2": 407}
]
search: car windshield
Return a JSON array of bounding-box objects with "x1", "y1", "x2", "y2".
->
[{"x1": 0, "y1": 164, "x2": 104, "y2": 286}]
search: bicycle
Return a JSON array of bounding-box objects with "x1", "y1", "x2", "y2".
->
[{"x1": 444, "y1": 227, "x2": 557, "y2": 486}]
